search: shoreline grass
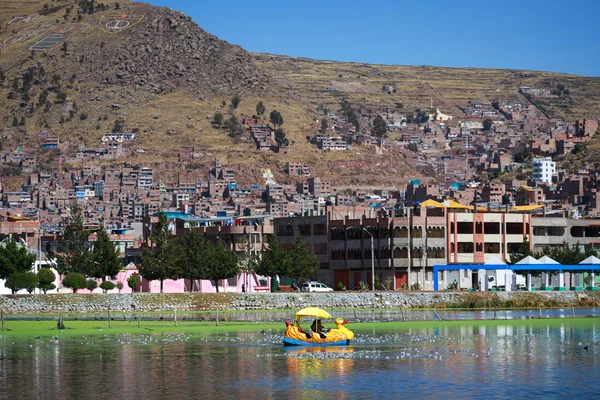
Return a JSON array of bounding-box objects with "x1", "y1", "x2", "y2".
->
[{"x1": 1, "y1": 316, "x2": 598, "y2": 339}]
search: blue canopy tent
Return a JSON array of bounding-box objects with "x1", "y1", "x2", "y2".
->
[{"x1": 433, "y1": 262, "x2": 599, "y2": 291}]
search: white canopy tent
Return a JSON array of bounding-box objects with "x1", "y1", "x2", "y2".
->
[
  {"x1": 537, "y1": 256, "x2": 560, "y2": 288},
  {"x1": 515, "y1": 256, "x2": 541, "y2": 291},
  {"x1": 579, "y1": 256, "x2": 600, "y2": 289}
]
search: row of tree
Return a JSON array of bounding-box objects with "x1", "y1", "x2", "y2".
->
[
  {"x1": 510, "y1": 241, "x2": 598, "y2": 287},
  {"x1": 137, "y1": 212, "x2": 320, "y2": 292},
  {"x1": 54, "y1": 204, "x2": 122, "y2": 281},
  {"x1": 212, "y1": 98, "x2": 289, "y2": 147},
  {"x1": 2, "y1": 203, "x2": 320, "y2": 294},
  {"x1": 138, "y1": 213, "x2": 239, "y2": 292},
  {"x1": 0, "y1": 238, "x2": 56, "y2": 294},
  {"x1": 250, "y1": 236, "x2": 319, "y2": 285}
]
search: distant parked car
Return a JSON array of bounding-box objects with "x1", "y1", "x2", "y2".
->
[{"x1": 301, "y1": 282, "x2": 333, "y2": 293}]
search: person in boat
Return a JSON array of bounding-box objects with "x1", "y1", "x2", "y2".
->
[{"x1": 311, "y1": 319, "x2": 327, "y2": 339}]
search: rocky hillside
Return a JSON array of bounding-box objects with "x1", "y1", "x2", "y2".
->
[
  {"x1": 1, "y1": 0, "x2": 600, "y2": 189},
  {"x1": 0, "y1": 1, "x2": 269, "y2": 99}
]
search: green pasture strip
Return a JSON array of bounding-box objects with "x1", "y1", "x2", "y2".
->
[
  {"x1": 0, "y1": 320, "x2": 282, "y2": 338},
  {"x1": 1, "y1": 317, "x2": 598, "y2": 339}
]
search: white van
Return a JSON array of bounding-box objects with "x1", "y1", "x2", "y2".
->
[{"x1": 301, "y1": 282, "x2": 333, "y2": 292}]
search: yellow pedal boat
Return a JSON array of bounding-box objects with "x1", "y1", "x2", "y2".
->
[{"x1": 283, "y1": 307, "x2": 354, "y2": 346}]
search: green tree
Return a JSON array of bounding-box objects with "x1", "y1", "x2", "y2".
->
[
  {"x1": 112, "y1": 118, "x2": 124, "y2": 133},
  {"x1": 37, "y1": 267, "x2": 56, "y2": 293},
  {"x1": 21, "y1": 271, "x2": 39, "y2": 294},
  {"x1": 205, "y1": 240, "x2": 239, "y2": 293},
  {"x1": 213, "y1": 111, "x2": 224, "y2": 127},
  {"x1": 256, "y1": 100, "x2": 266, "y2": 116},
  {"x1": 483, "y1": 118, "x2": 493, "y2": 131},
  {"x1": 269, "y1": 110, "x2": 283, "y2": 129},
  {"x1": 289, "y1": 236, "x2": 320, "y2": 284},
  {"x1": 139, "y1": 212, "x2": 179, "y2": 293},
  {"x1": 415, "y1": 109, "x2": 429, "y2": 124},
  {"x1": 224, "y1": 115, "x2": 244, "y2": 138},
  {"x1": 406, "y1": 143, "x2": 418, "y2": 152},
  {"x1": 38, "y1": 89, "x2": 48, "y2": 106},
  {"x1": 250, "y1": 236, "x2": 290, "y2": 280},
  {"x1": 5, "y1": 273, "x2": 23, "y2": 295},
  {"x1": 320, "y1": 118, "x2": 328, "y2": 135},
  {"x1": 86, "y1": 279, "x2": 98, "y2": 291},
  {"x1": 508, "y1": 239, "x2": 534, "y2": 265},
  {"x1": 231, "y1": 95, "x2": 241, "y2": 109},
  {"x1": 55, "y1": 203, "x2": 92, "y2": 276},
  {"x1": 340, "y1": 99, "x2": 360, "y2": 132},
  {"x1": 99, "y1": 280, "x2": 115, "y2": 293},
  {"x1": 274, "y1": 128, "x2": 288, "y2": 148},
  {"x1": 127, "y1": 273, "x2": 139, "y2": 292},
  {"x1": 176, "y1": 231, "x2": 212, "y2": 292},
  {"x1": 372, "y1": 115, "x2": 387, "y2": 138},
  {"x1": 91, "y1": 226, "x2": 122, "y2": 280},
  {"x1": 6, "y1": 271, "x2": 38, "y2": 294},
  {"x1": 0, "y1": 238, "x2": 36, "y2": 280},
  {"x1": 62, "y1": 273, "x2": 87, "y2": 293}
]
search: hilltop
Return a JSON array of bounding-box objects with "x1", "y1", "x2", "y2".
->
[{"x1": 1, "y1": 0, "x2": 600, "y2": 189}]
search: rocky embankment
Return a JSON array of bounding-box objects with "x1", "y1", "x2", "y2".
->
[{"x1": 1, "y1": 291, "x2": 599, "y2": 314}]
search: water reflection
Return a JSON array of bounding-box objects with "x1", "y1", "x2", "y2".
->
[{"x1": 1, "y1": 320, "x2": 599, "y2": 398}]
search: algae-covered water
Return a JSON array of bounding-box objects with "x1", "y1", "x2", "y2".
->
[{"x1": 1, "y1": 318, "x2": 598, "y2": 398}]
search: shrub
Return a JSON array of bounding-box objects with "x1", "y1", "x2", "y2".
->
[
  {"x1": 337, "y1": 281, "x2": 346, "y2": 291},
  {"x1": 99, "y1": 280, "x2": 115, "y2": 293},
  {"x1": 127, "y1": 273, "x2": 139, "y2": 292},
  {"x1": 62, "y1": 273, "x2": 87, "y2": 293},
  {"x1": 86, "y1": 279, "x2": 98, "y2": 291},
  {"x1": 410, "y1": 282, "x2": 421, "y2": 291},
  {"x1": 5, "y1": 271, "x2": 38, "y2": 294},
  {"x1": 116, "y1": 282, "x2": 123, "y2": 293},
  {"x1": 384, "y1": 277, "x2": 394, "y2": 290},
  {"x1": 37, "y1": 267, "x2": 56, "y2": 293}
]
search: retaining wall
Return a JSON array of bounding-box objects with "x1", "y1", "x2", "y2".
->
[{"x1": 1, "y1": 291, "x2": 597, "y2": 314}]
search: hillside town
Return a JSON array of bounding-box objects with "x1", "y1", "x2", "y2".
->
[{"x1": 2, "y1": 92, "x2": 600, "y2": 295}]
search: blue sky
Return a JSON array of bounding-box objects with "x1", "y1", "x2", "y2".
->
[{"x1": 141, "y1": 0, "x2": 600, "y2": 77}]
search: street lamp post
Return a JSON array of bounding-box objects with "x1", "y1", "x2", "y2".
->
[{"x1": 362, "y1": 228, "x2": 375, "y2": 292}]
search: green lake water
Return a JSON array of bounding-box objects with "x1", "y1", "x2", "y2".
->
[{"x1": 1, "y1": 319, "x2": 598, "y2": 399}]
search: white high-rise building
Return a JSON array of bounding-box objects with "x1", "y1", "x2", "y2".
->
[{"x1": 531, "y1": 157, "x2": 556, "y2": 184}]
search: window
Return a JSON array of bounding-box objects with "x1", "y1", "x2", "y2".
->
[
  {"x1": 331, "y1": 249, "x2": 345, "y2": 260},
  {"x1": 506, "y1": 222, "x2": 523, "y2": 235},
  {"x1": 395, "y1": 227, "x2": 408, "y2": 238},
  {"x1": 298, "y1": 224, "x2": 311, "y2": 236},
  {"x1": 486, "y1": 243, "x2": 500, "y2": 253},
  {"x1": 457, "y1": 222, "x2": 473, "y2": 234},
  {"x1": 457, "y1": 242, "x2": 473, "y2": 253},
  {"x1": 330, "y1": 227, "x2": 345, "y2": 240},
  {"x1": 464, "y1": 269, "x2": 469, "y2": 278},
  {"x1": 484, "y1": 222, "x2": 500, "y2": 235},
  {"x1": 313, "y1": 224, "x2": 327, "y2": 235},
  {"x1": 277, "y1": 224, "x2": 294, "y2": 237},
  {"x1": 314, "y1": 242, "x2": 327, "y2": 255}
]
